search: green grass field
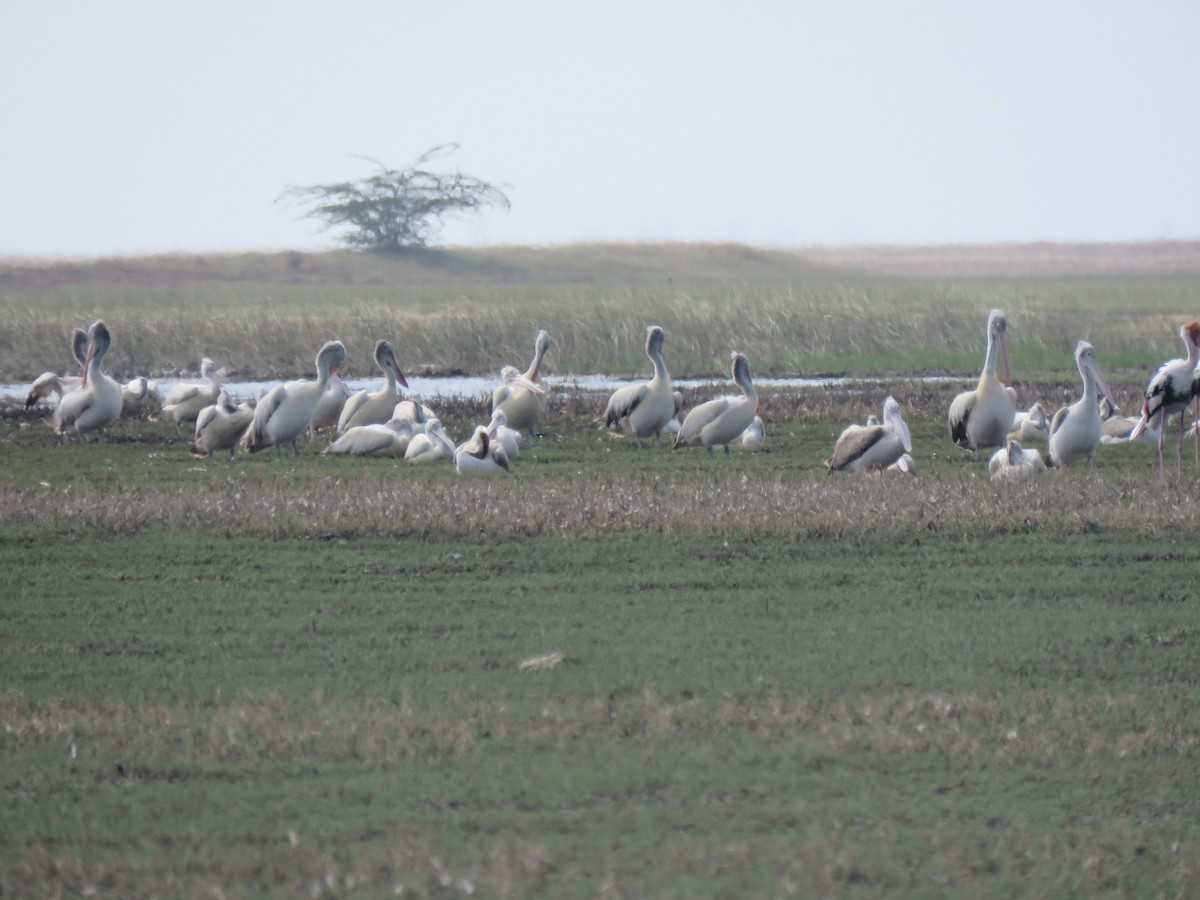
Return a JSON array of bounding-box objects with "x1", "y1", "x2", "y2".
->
[{"x1": 3, "y1": 243, "x2": 1200, "y2": 896}]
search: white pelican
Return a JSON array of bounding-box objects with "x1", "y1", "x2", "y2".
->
[
  {"x1": 324, "y1": 419, "x2": 417, "y2": 458},
  {"x1": 337, "y1": 339, "x2": 407, "y2": 434},
  {"x1": 53, "y1": 320, "x2": 123, "y2": 440},
  {"x1": 1008, "y1": 402, "x2": 1050, "y2": 442},
  {"x1": 988, "y1": 439, "x2": 1046, "y2": 480},
  {"x1": 486, "y1": 408, "x2": 523, "y2": 460},
  {"x1": 493, "y1": 329, "x2": 552, "y2": 442},
  {"x1": 736, "y1": 415, "x2": 766, "y2": 451},
  {"x1": 673, "y1": 352, "x2": 758, "y2": 456},
  {"x1": 243, "y1": 341, "x2": 347, "y2": 457},
  {"x1": 25, "y1": 327, "x2": 88, "y2": 408},
  {"x1": 309, "y1": 370, "x2": 352, "y2": 433},
  {"x1": 190, "y1": 389, "x2": 254, "y2": 460},
  {"x1": 157, "y1": 358, "x2": 224, "y2": 432},
  {"x1": 949, "y1": 309, "x2": 1016, "y2": 458},
  {"x1": 455, "y1": 426, "x2": 510, "y2": 474},
  {"x1": 1099, "y1": 398, "x2": 1160, "y2": 446},
  {"x1": 603, "y1": 325, "x2": 675, "y2": 447},
  {"x1": 826, "y1": 395, "x2": 913, "y2": 474},
  {"x1": 1128, "y1": 320, "x2": 1200, "y2": 474},
  {"x1": 405, "y1": 418, "x2": 456, "y2": 464},
  {"x1": 1047, "y1": 341, "x2": 1116, "y2": 468}
]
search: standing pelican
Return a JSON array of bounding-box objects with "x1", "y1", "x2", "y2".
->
[
  {"x1": 493, "y1": 329, "x2": 552, "y2": 442},
  {"x1": 157, "y1": 358, "x2": 224, "y2": 432},
  {"x1": 337, "y1": 340, "x2": 407, "y2": 434},
  {"x1": 603, "y1": 325, "x2": 675, "y2": 447},
  {"x1": 1128, "y1": 321, "x2": 1200, "y2": 474},
  {"x1": 191, "y1": 389, "x2": 254, "y2": 460},
  {"x1": 826, "y1": 396, "x2": 913, "y2": 474},
  {"x1": 455, "y1": 426, "x2": 510, "y2": 474},
  {"x1": 673, "y1": 352, "x2": 758, "y2": 456},
  {"x1": 405, "y1": 418, "x2": 456, "y2": 464},
  {"x1": 243, "y1": 341, "x2": 347, "y2": 457},
  {"x1": 988, "y1": 439, "x2": 1046, "y2": 480},
  {"x1": 53, "y1": 320, "x2": 123, "y2": 440},
  {"x1": 1047, "y1": 341, "x2": 1116, "y2": 468},
  {"x1": 949, "y1": 309, "x2": 1016, "y2": 458}
]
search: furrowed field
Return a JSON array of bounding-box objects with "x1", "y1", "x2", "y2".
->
[{"x1": 2, "y1": 243, "x2": 1199, "y2": 896}]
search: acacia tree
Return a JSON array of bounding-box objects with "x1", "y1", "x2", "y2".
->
[{"x1": 279, "y1": 144, "x2": 510, "y2": 253}]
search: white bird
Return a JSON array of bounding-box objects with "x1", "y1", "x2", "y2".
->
[
  {"x1": 53, "y1": 320, "x2": 124, "y2": 440},
  {"x1": 826, "y1": 395, "x2": 913, "y2": 474},
  {"x1": 486, "y1": 408, "x2": 523, "y2": 460},
  {"x1": 1047, "y1": 341, "x2": 1116, "y2": 468},
  {"x1": 243, "y1": 341, "x2": 347, "y2": 457},
  {"x1": 1128, "y1": 320, "x2": 1200, "y2": 475},
  {"x1": 309, "y1": 371, "x2": 352, "y2": 433},
  {"x1": 673, "y1": 352, "x2": 759, "y2": 456},
  {"x1": 324, "y1": 419, "x2": 417, "y2": 458},
  {"x1": 887, "y1": 453, "x2": 918, "y2": 476},
  {"x1": 736, "y1": 415, "x2": 766, "y2": 451},
  {"x1": 337, "y1": 339, "x2": 407, "y2": 434},
  {"x1": 949, "y1": 309, "x2": 1016, "y2": 458},
  {"x1": 1099, "y1": 398, "x2": 1160, "y2": 445},
  {"x1": 455, "y1": 425, "x2": 510, "y2": 474},
  {"x1": 157, "y1": 357, "x2": 224, "y2": 432},
  {"x1": 25, "y1": 327, "x2": 88, "y2": 408},
  {"x1": 493, "y1": 329, "x2": 552, "y2": 442},
  {"x1": 989, "y1": 439, "x2": 1046, "y2": 480},
  {"x1": 602, "y1": 325, "x2": 675, "y2": 447},
  {"x1": 190, "y1": 389, "x2": 254, "y2": 460},
  {"x1": 388, "y1": 398, "x2": 438, "y2": 433},
  {"x1": 405, "y1": 418, "x2": 456, "y2": 464},
  {"x1": 1008, "y1": 402, "x2": 1050, "y2": 442}
]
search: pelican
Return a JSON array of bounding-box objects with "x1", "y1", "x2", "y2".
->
[
  {"x1": 337, "y1": 340, "x2": 407, "y2": 434},
  {"x1": 887, "y1": 453, "x2": 917, "y2": 476},
  {"x1": 826, "y1": 395, "x2": 913, "y2": 474},
  {"x1": 1047, "y1": 341, "x2": 1116, "y2": 468},
  {"x1": 157, "y1": 358, "x2": 224, "y2": 432},
  {"x1": 493, "y1": 329, "x2": 552, "y2": 442},
  {"x1": 486, "y1": 408, "x2": 523, "y2": 460},
  {"x1": 243, "y1": 341, "x2": 347, "y2": 457},
  {"x1": 25, "y1": 327, "x2": 88, "y2": 408},
  {"x1": 309, "y1": 370, "x2": 352, "y2": 433},
  {"x1": 455, "y1": 426, "x2": 510, "y2": 474},
  {"x1": 388, "y1": 398, "x2": 438, "y2": 432},
  {"x1": 1008, "y1": 402, "x2": 1050, "y2": 442},
  {"x1": 949, "y1": 309, "x2": 1016, "y2": 458},
  {"x1": 190, "y1": 389, "x2": 254, "y2": 460},
  {"x1": 673, "y1": 352, "x2": 758, "y2": 456},
  {"x1": 603, "y1": 325, "x2": 675, "y2": 447},
  {"x1": 405, "y1": 418, "x2": 456, "y2": 464},
  {"x1": 988, "y1": 439, "x2": 1046, "y2": 480},
  {"x1": 1099, "y1": 398, "x2": 1160, "y2": 445},
  {"x1": 1128, "y1": 320, "x2": 1200, "y2": 474},
  {"x1": 53, "y1": 320, "x2": 123, "y2": 440},
  {"x1": 324, "y1": 419, "x2": 417, "y2": 458},
  {"x1": 736, "y1": 415, "x2": 766, "y2": 451}
]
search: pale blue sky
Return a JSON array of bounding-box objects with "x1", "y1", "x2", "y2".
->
[{"x1": 2, "y1": 1, "x2": 1197, "y2": 258}]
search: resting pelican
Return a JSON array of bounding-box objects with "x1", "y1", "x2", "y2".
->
[
  {"x1": 25, "y1": 327, "x2": 88, "y2": 408},
  {"x1": 53, "y1": 320, "x2": 123, "y2": 440},
  {"x1": 989, "y1": 439, "x2": 1046, "y2": 480},
  {"x1": 486, "y1": 408, "x2": 523, "y2": 460},
  {"x1": 493, "y1": 329, "x2": 553, "y2": 442},
  {"x1": 1008, "y1": 402, "x2": 1050, "y2": 442},
  {"x1": 309, "y1": 370, "x2": 351, "y2": 433},
  {"x1": 603, "y1": 325, "x2": 675, "y2": 447},
  {"x1": 157, "y1": 358, "x2": 224, "y2": 431},
  {"x1": 736, "y1": 415, "x2": 766, "y2": 451},
  {"x1": 1047, "y1": 341, "x2": 1116, "y2": 468},
  {"x1": 243, "y1": 341, "x2": 347, "y2": 457},
  {"x1": 673, "y1": 352, "x2": 758, "y2": 456},
  {"x1": 324, "y1": 419, "x2": 417, "y2": 458},
  {"x1": 455, "y1": 426, "x2": 510, "y2": 474},
  {"x1": 887, "y1": 453, "x2": 917, "y2": 476},
  {"x1": 337, "y1": 340, "x2": 407, "y2": 434},
  {"x1": 949, "y1": 309, "x2": 1016, "y2": 458},
  {"x1": 405, "y1": 418, "x2": 456, "y2": 464},
  {"x1": 387, "y1": 398, "x2": 438, "y2": 433},
  {"x1": 1128, "y1": 320, "x2": 1200, "y2": 474},
  {"x1": 826, "y1": 396, "x2": 913, "y2": 474},
  {"x1": 190, "y1": 389, "x2": 254, "y2": 460},
  {"x1": 1099, "y1": 398, "x2": 1160, "y2": 446}
]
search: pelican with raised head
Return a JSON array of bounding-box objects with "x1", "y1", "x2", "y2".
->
[
  {"x1": 603, "y1": 325, "x2": 675, "y2": 447},
  {"x1": 673, "y1": 352, "x2": 758, "y2": 456},
  {"x1": 54, "y1": 320, "x2": 123, "y2": 440},
  {"x1": 493, "y1": 329, "x2": 552, "y2": 442},
  {"x1": 157, "y1": 358, "x2": 224, "y2": 432},
  {"x1": 337, "y1": 340, "x2": 407, "y2": 434},
  {"x1": 455, "y1": 426, "x2": 510, "y2": 474},
  {"x1": 989, "y1": 439, "x2": 1046, "y2": 480},
  {"x1": 26, "y1": 328, "x2": 88, "y2": 408},
  {"x1": 949, "y1": 309, "x2": 1016, "y2": 458},
  {"x1": 1047, "y1": 341, "x2": 1116, "y2": 468},
  {"x1": 191, "y1": 389, "x2": 254, "y2": 460},
  {"x1": 1128, "y1": 320, "x2": 1200, "y2": 475},
  {"x1": 826, "y1": 396, "x2": 913, "y2": 474},
  {"x1": 243, "y1": 341, "x2": 347, "y2": 457}
]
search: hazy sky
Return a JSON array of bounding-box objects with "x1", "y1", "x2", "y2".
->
[{"x1": 3, "y1": 1, "x2": 1198, "y2": 259}]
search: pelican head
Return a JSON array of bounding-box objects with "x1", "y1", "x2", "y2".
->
[
  {"x1": 317, "y1": 341, "x2": 348, "y2": 373},
  {"x1": 81, "y1": 320, "x2": 112, "y2": 387},
  {"x1": 730, "y1": 351, "x2": 752, "y2": 388},
  {"x1": 72, "y1": 328, "x2": 89, "y2": 367},
  {"x1": 488, "y1": 407, "x2": 509, "y2": 435},
  {"x1": 500, "y1": 365, "x2": 547, "y2": 396},
  {"x1": 1074, "y1": 341, "x2": 1115, "y2": 407},
  {"x1": 375, "y1": 339, "x2": 408, "y2": 388},
  {"x1": 986, "y1": 309, "x2": 1011, "y2": 386},
  {"x1": 646, "y1": 325, "x2": 666, "y2": 357},
  {"x1": 883, "y1": 395, "x2": 913, "y2": 452}
]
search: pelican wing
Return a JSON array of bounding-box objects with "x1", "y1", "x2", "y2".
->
[
  {"x1": 948, "y1": 390, "x2": 974, "y2": 448},
  {"x1": 675, "y1": 397, "x2": 732, "y2": 446},
  {"x1": 336, "y1": 390, "x2": 370, "y2": 434},
  {"x1": 826, "y1": 425, "x2": 888, "y2": 471},
  {"x1": 1048, "y1": 405, "x2": 1070, "y2": 436},
  {"x1": 54, "y1": 387, "x2": 95, "y2": 431},
  {"x1": 244, "y1": 385, "x2": 286, "y2": 452},
  {"x1": 604, "y1": 383, "x2": 648, "y2": 431},
  {"x1": 325, "y1": 424, "x2": 408, "y2": 457}
]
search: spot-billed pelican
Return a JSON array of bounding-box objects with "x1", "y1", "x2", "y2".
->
[
  {"x1": 486, "y1": 408, "x2": 523, "y2": 460},
  {"x1": 988, "y1": 439, "x2": 1046, "y2": 480},
  {"x1": 324, "y1": 419, "x2": 417, "y2": 458},
  {"x1": 826, "y1": 395, "x2": 913, "y2": 474},
  {"x1": 53, "y1": 320, "x2": 123, "y2": 440},
  {"x1": 309, "y1": 371, "x2": 352, "y2": 433},
  {"x1": 1008, "y1": 402, "x2": 1050, "y2": 442},
  {"x1": 673, "y1": 352, "x2": 758, "y2": 456},
  {"x1": 1099, "y1": 398, "x2": 1160, "y2": 445},
  {"x1": 388, "y1": 398, "x2": 438, "y2": 433},
  {"x1": 157, "y1": 358, "x2": 224, "y2": 432},
  {"x1": 887, "y1": 453, "x2": 917, "y2": 476},
  {"x1": 1047, "y1": 341, "x2": 1116, "y2": 468},
  {"x1": 1128, "y1": 321, "x2": 1200, "y2": 474},
  {"x1": 736, "y1": 415, "x2": 766, "y2": 451},
  {"x1": 455, "y1": 426, "x2": 510, "y2": 474},
  {"x1": 493, "y1": 329, "x2": 552, "y2": 442},
  {"x1": 603, "y1": 325, "x2": 674, "y2": 447},
  {"x1": 405, "y1": 418, "x2": 456, "y2": 464},
  {"x1": 337, "y1": 340, "x2": 407, "y2": 434},
  {"x1": 243, "y1": 341, "x2": 347, "y2": 457},
  {"x1": 25, "y1": 328, "x2": 88, "y2": 408},
  {"x1": 949, "y1": 309, "x2": 1016, "y2": 458},
  {"x1": 191, "y1": 389, "x2": 254, "y2": 460}
]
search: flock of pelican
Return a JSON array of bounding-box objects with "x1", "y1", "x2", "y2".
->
[{"x1": 23, "y1": 311, "x2": 1200, "y2": 478}]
